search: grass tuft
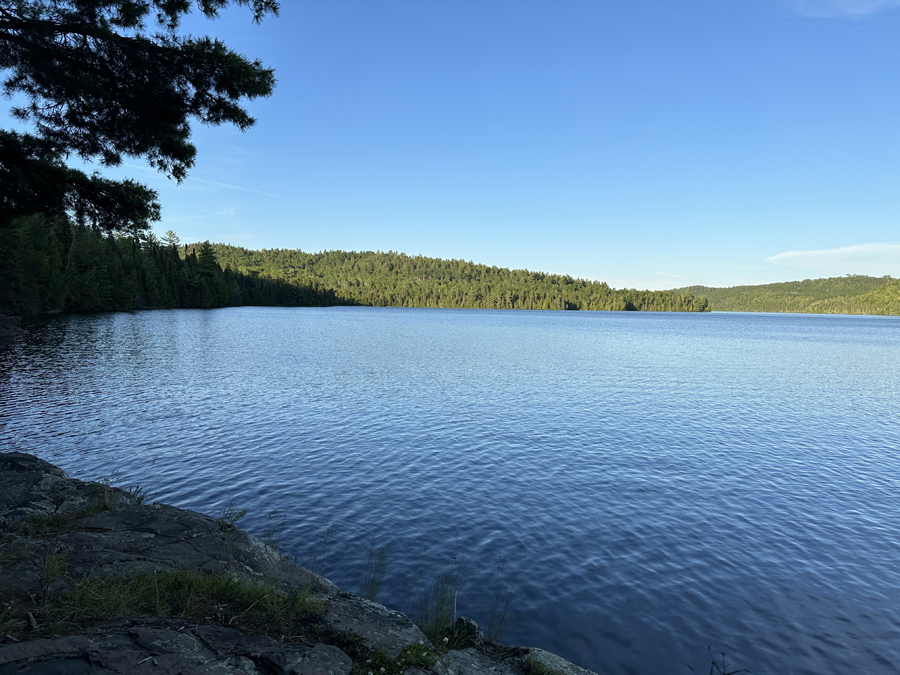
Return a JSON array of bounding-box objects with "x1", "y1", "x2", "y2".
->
[
  {"x1": 19, "y1": 484, "x2": 123, "y2": 536},
  {"x1": 42, "y1": 550, "x2": 69, "y2": 590},
  {"x1": 0, "y1": 569, "x2": 324, "y2": 641},
  {"x1": 345, "y1": 643, "x2": 435, "y2": 675},
  {"x1": 126, "y1": 485, "x2": 151, "y2": 505},
  {"x1": 361, "y1": 540, "x2": 393, "y2": 603},
  {"x1": 687, "y1": 647, "x2": 749, "y2": 675},
  {"x1": 303, "y1": 523, "x2": 337, "y2": 576},
  {"x1": 216, "y1": 501, "x2": 249, "y2": 532},
  {"x1": 487, "y1": 555, "x2": 524, "y2": 643},
  {"x1": 261, "y1": 511, "x2": 286, "y2": 551},
  {"x1": 416, "y1": 570, "x2": 463, "y2": 650},
  {"x1": 22, "y1": 512, "x2": 68, "y2": 536}
]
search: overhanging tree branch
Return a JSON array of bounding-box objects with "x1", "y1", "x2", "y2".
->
[{"x1": 0, "y1": 0, "x2": 279, "y2": 231}]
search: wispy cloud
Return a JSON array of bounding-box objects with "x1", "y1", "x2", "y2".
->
[
  {"x1": 767, "y1": 242, "x2": 900, "y2": 274},
  {"x1": 190, "y1": 177, "x2": 280, "y2": 198},
  {"x1": 120, "y1": 162, "x2": 280, "y2": 197},
  {"x1": 121, "y1": 162, "x2": 156, "y2": 173},
  {"x1": 785, "y1": 0, "x2": 900, "y2": 17}
]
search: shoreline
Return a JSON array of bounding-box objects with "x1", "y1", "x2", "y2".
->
[{"x1": 0, "y1": 452, "x2": 598, "y2": 675}]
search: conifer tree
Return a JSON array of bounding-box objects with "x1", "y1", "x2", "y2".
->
[{"x1": 0, "y1": 0, "x2": 279, "y2": 231}]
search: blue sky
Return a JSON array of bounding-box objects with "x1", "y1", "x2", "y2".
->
[{"x1": 91, "y1": 1, "x2": 900, "y2": 288}]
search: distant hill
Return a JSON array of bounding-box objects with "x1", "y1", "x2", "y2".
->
[
  {"x1": 677, "y1": 275, "x2": 900, "y2": 315},
  {"x1": 205, "y1": 245, "x2": 710, "y2": 312}
]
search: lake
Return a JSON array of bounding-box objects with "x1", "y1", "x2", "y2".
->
[{"x1": 1, "y1": 307, "x2": 898, "y2": 674}]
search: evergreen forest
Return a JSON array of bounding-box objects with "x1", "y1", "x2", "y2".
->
[
  {"x1": 0, "y1": 216, "x2": 337, "y2": 316},
  {"x1": 205, "y1": 244, "x2": 711, "y2": 313},
  {"x1": 0, "y1": 217, "x2": 709, "y2": 316},
  {"x1": 680, "y1": 276, "x2": 900, "y2": 315},
  {"x1": 7, "y1": 215, "x2": 900, "y2": 318}
]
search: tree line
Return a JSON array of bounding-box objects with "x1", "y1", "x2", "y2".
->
[
  {"x1": 0, "y1": 221, "x2": 709, "y2": 316},
  {"x1": 1, "y1": 1, "x2": 284, "y2": 316},
  {"x1": 1, "y1": 3, "x2": 710, "y2": 318},
  {"x1": 681, "y1": 276, "x2": 900, "y2": 315},
  {"x1": 1, "y1": 1, "x2": 277, "y2": 236},
  {"x1": 0, "y1": 216, "x2": 337, "y2": 315},
  {"x1": 205, "y1": 244, "x2": 711, "y2": 312}
]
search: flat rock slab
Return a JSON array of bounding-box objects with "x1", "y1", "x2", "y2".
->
[
  {"x1": 0, "y1": 453, "x2": 136, "y2": 531},
  {"x1": 524, "y1": 649, "x2": 597, "y2": 675},
  {"x1": 323, "y1": 593, "x2": 432, "y2": 659},
  {"x1": 441, "y1": 648, "x2": 525, "y2": 675},
  {"x1": 0, "y1": 623, "x2": 352, "y2": 675},
  {"x1": 0, "y1": 453, "x2": 336, "y2": 596}
]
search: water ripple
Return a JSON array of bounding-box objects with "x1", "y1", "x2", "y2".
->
[{"x1": 2, "y1": 308, "x2": 899, "y2": 674}]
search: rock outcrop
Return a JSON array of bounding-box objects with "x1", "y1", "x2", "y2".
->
[{"x1": 0, "y1": 453, "x2": 598, "y2": 675}]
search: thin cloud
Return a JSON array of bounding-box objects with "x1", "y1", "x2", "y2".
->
[
  {"x1": 767, "y1": 242, "x2": 900, "y2": 274},
  {"x1": 121, "y1": 162, "x2": 156, "y2": 173},
  {"x1": 785, "y1": 0, "x2": 900, "y2": 17},
  {"x1": 120, "y1": 162, "x2": 280, "y2": 197},
  {"x1": 190, "y1": 176, "x2": 280, "y2": 198}
]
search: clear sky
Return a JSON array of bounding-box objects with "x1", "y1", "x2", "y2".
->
[{"x1": 98, "y1": 1, "x2": 900, "y2": 289}]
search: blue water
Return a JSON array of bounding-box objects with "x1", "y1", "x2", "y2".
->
[{"x1": 1, "y1": 307, "x2": 899, "y2": 674}]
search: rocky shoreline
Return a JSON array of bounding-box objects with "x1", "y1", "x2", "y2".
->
[{"x1": 0, "y1": 453, "x2": 598, "y2": 675}]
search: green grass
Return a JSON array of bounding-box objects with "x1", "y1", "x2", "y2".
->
[
  {"x1": 20, "y1": 512, "x2": 69, "y2": 536},
  {"x1": 0, "y1": 593, "x2": 22, "y2": 636},
  {"x1": 125, "y1": 485, "x2": 151, "y2": 505},
  {"x1": 408, "y1": 552, "x2": 522, "y2": 651},
  {"x1": 42, "y1": 550, "x2": 69, "y2": 590},
  {"x1": 355, "y1": 644, "x2": 435, "y2": 675},
  {"x1": 66, "y1": 569, "x2": 323, "y2": 630},
  {"x1": 415, "y1": 569, "x2": 465, "y2": 650},
  {"x1": 361, "y1": 540, "x2": 393, "y2": 603},
  {"x1": 17, "y1": 485, "x2": 119, "y2": 537},
  {"x1": 215, "y1": 501, "x2": 249, "y2": 531},
  {"x1": 1, "y1": 568, "x2": 324, "y2": 641}
]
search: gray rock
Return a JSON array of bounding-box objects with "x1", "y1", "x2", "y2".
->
[
  {"x1": 454, "y1": 617, "x2": 485, "y2": 643},
  {"x1": 0, "y1": 453, "x2": 336, "y2": 596},
  {"x1": 517, "y1": 649, "x2": 595, "y2": 675},
  {"x1": 441, "y1": 648, "x2": 524, "y2": 675},
  {"x1": 0, "y1": 623, "x2": 353, "y2": 675},
  {"x1": 0, "y1": 454, "x2": 600, "y2": 675},
  {"x1": 322, "y1": 593, "x2": 432, "y2": 659},
  {"x1": 0, "y1": 453, "x2": 136, "y2": 533}
]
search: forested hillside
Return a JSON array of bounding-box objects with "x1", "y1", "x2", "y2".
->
[
  {"x1": 203, "y1": 244, "x2": 710, "y2": 312},
  {"x1": 0, "y1": 218, "x2": 707, "y2": 316},
  {"x1": 680, "y1": 276, "x2": 900, "y2": 315},
  {"x1": 11, "y1": 218, "x2": 898, "y2": 317},
  {"x1": 0, "y1": 216, "x2": 337, "y2": 316}
]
